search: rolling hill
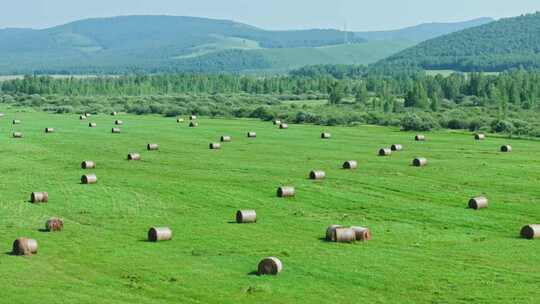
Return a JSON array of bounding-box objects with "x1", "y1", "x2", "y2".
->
[
  {"x1": 0, "y1": 15, "x2": 492, "y2": 74},
  {"x1": 379, "y1": 13, "x2": 540, "y2": 72}
]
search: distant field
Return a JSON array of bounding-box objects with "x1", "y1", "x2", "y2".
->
[{"x1": 1, "y1": 110, "x2": 540, "y2": 303}]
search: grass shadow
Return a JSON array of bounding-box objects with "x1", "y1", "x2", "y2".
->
[{"x1": 247, "y1": 271, "x2": 259, "y2": 276}]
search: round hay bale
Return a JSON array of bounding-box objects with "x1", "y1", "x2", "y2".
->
[
  {"x1": 176, "y1": 118, "x2": 184, "y2": 123},
  {"x1": 12, "y1": 119, "x2": 21, "y2": 124},
  {"x1": 413, "y1": 157, "x2": 428, "y2": 167},
  {"x1": 30, "y1": 192, "x2": 48, "y2": 203},
  {"x1": 89, "y1": 122, "x2": 97, "y2": 128},
  {"x1": 209, "y1": 143, "x2": 221, "y2": 150},
  {"x1": 343, "y1": 160, "x2": 358, "y2": 170},
  {"x1": 279, "y1": 123, "x2": 289, "y2": 129},
  {"x1": 475, "y1": 133, "x2": 486, "y2": 140},
  {"x1": 391, "y1": 144, "x2": 403, "y2": 151},
  {"x1": 115, "y1": 120, "x2": 123, "y2": 125},
  {"x1": 12, "y1": 238, "x2": 38, "y2": 256},
  {"x1": 468, "y1": 197, "x2": 488, "y2": 210},
  {"x1": 521, "y1": 224, "x2": 540, "y2": 239},
  {"x1": 0, "y1": 113, "x2": 4, "y2": 117},
  {"x1": 326, "y1": 225, "x2": 342, "y2": 241},
  {"x1": 147, "y1": 144, "x2": 159, "y2": 151},
  {"x1": 12, "y1": 132, "x2": 23, "y2": 138},
  {"x1": 85, "y1": 113, "x2": 92, "y2": 117},
  {"x1": 220, "y1": 135, "x2": 232, "y2": 142},
  {"x1": 257, "y1": 257, "x2": 282, "y2": 275},
  {"x1": 277, "y1": 186, "x2": 295, "y2": 198},
  {"x1": 273, "y1": 120, "x2": 282, "y2": 125},
  {"x1": 190, "y1": 115, "x2": 197, "y2": 121},
  {"x1": 79, "y1": 115, "x2": 87, "y2": 120},
  {"x1": 379, "y1": 148, "x2": 392, "y2": 156},
  {"x1": 45, "y1": 218, "x2": 64, "y2": 232},
  {"x1": 334, "y1": 228, "x2": 356, "y2": 243},
  {"x1": 81, "y1": 160, "x2": 96, "y2": 169},
  {"x1": 501, "y1": 145, "x2": 512, "y2": 152},
  {"x1": 321, "y1": 132, "x2": 331, "y2": 139},
  {"x1": 111, "y1": 127, "x2": 121, "y2": 133},
  {"x1": 45, "y1": 127, "x2": 54, "y2": 133},
  {"x1": 128, "y1": 153, "x2": 141, "y2": 161},
  {"x1": 415, "y1": 134, "x2": 425, "y2": 141},
  {"x1": 189, "y1": 121, "x2": 198, "y2": 128},
  {"x1": 148, "y1": 227, "x2": 172, "y2": 242},
  {"x1": 111, "y1": 111, "x2": 118, "y2": 116},
  {"x1": 351, "y1": 226, "x2": 372, "y2": 241},
  {"x1": 309, "y1": 170, "x2": 326, "y2": 180},
  {"x1": 236, "y1": 210, "x2": 257, "y2": 223},
  {"x1": 247, "y1": 131, "x2": 257, "y2": 138},
  {"x1": 81, "y1": 174, "x2": 97, "y2": 184}
]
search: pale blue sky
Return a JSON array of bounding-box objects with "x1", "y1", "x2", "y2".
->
[{"x1": 1, "y1": 0, "x2": 539, "y2": 30}]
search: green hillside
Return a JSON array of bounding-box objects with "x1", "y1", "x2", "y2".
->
[{"x1": 380, "y1": 13, "x2": 540, "y2": 72}]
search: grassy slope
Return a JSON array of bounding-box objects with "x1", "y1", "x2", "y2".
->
[{"x1": 1, "y1": 110, "x2": 540, "y2": 303}]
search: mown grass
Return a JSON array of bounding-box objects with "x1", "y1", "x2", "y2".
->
[{"x1": 0, "y1": 109, "x2": 539, "y2": 303}]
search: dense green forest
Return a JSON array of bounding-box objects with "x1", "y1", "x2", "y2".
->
[
  {"x1": 380, "y1": 12, "x2": 540, "y2": 72},
  {"x1": 3, "y1": 69, "x2": 540, "y2": 137}
]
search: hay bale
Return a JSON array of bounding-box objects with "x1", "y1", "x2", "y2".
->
[
  {"x1": 0, "y1": 113, "x2": 4, "y2": 117},
  {"x1": 277, "y1": 186, "x2": 295, "y2": 198},
  {"x1": 30, "y1": 192, "x2": 48, "y2": 203},
  {"x1": 45, "y1": 127, "x2": 54, "y2": 133},
  {"x1": 501, "y1": 145, "x2": 512, "y2": 152},
  {"x1": 236, "y1": 210, "x2": 257, "y2": 223},
  {"x1": 415, "y1": 134, "x2": 425, "y2": 141},
  {"x1": 209, "y1": 143, "x2": 221, "y2": 150},
  {"x1": 12, "y1": 132, "x2": 23, "y2": 138},
  {"x1": 148, "y1": 227, "x2": 172, "y2": 242},
  {"x1": 521, "y1": 224, "x2": 540, "y2": 239},
  {"x1": 12, "y1": 238, "x2": 38, "y2": 256},
  {"x1": 128, "y1": 153, "x2": 141, "y2": 161},
  {"x1": 147, "y1": 144, "x2": 159, "y2": 151},
  {"x1": 391, "y1": 144, "x2": 403, "y2": 151},
  {"x1": 379, "y1": 148, "x2": 392, "y2": 156},
  {"x1": 12, "y1": 119, "x2": 21, "y2": 124},
  {"x1": 469, "y1": 196, "x2": 488, "y2": 210},
  {"x1": 111, "y1": 127, "x2": 121, "y2": 133},
  {"x1": 279, "y1": 123, "x2": 289, "y2": 129},
  {"x1": 413, "y1": 157, "x2": 428, "y2": 167},
  {"x1": 45, "y1": 218, "x2": 64, "y2": 232},
  {"x1": 79, "y1": 115, "x2": 87, "y2": 120},
  {"x1": 177, "y1": 118, "x2": 184, "y2": 123},
  {"x1": 257, "y1": 257, "x2": 283, "y2": 275},
  {"x1": 220, "y1": 135, "x2": 232, "y2": 142},
  {"x1": 190, "y1": 115, "x2": 197, "y2": 120},
  {"x1": 326, "y1": 225, "x2": 342, "y2": 241},
  {"x1": 81, "y1": 160, "x2": 96, "y2": 169},
  {"x1": 81, "y1": 174, "x2": 97, "y2": 184},
  {"x1": 85, "y1": 113, "x2": 92, "y2": 117},
  {"x1": 475, "y1": 134, "x2": 486, "y2": 140},
  {"x1": 247, "y1": 131, "x2": 257, "y2": 138},
  {"x1": 273, "y1": 120, "x2": 282, "y2": 125},
  {"x1": 89, "y1": 122, "x2": 97, "y2": 128},
  {"x1": 334, "y1": 228, "x2": 356, "y2": 243},
  {"x1": 351, "y1": 226, "x2": 372, "y2": 241},
  {"x1": 309, "y1": 170, "x2": 326, "y2": 180},
  {"x1": 111, "y1": 111, "x2": 118, "y2": 116},
  {"x1": 189, "y1": 121, "x2": 198, "y2": 128},
  {"x1": 321, "y1": 132, "x2": 331, "y2": 139},
  {"x1": 115, "y1": 120, "x2": 123, "y2": 125},
  {"x1": 343, "y1": 160, "x2": 358, "y2": 169}
]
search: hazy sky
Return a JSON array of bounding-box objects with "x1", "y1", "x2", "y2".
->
[{"x1": 1, "y1": 0, "x2": 539, "y2": 31}]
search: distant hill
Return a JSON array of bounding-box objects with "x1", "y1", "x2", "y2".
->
[
  {"x1": 379, "y1": 13, "x2": 540, "y2": 72},
  {"x1": 0, "y1": 15, "x2": 492, "y2": 74}
]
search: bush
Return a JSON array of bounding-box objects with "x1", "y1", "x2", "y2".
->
[
  {"x1": 491, "y1": 119, "x2": 515, "y2": 133},
  {"x1": 400, "y1": 113, "x2": 439, "y2": 131}
]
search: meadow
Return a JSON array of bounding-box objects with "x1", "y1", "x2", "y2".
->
[{"x1": 1, "y1": 108, "x2": 540, "y2": 303}]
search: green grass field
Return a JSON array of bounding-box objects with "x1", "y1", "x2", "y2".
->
[{"x1": 1, "y1": 109, "x2": 540, "y2": 303}]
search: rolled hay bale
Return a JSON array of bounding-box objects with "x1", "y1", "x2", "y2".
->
[
  {"x1": 501, "y1": 145, "x2": 512, "y2": 152},
  {"x1": 468, "y1": 196, "x2": 488, "y2": 210},
  {"x1": 475, "y1": 133, "x2": 486, "y2": 140},
  {"x1": 115, "y1": 120, "x2": 123, "y2": 125},
  {"x1": 236, "y1": 210, "x2": 257, "y2": 224},
  {"x1": 30, "y1": 192, "x2": 48, "y2": 203},
  {"x1": 81, "y1": 173, "x2": 97, "y2": 184},
  {"x1": 351, "y1": 226, "x2": 372, "y2": 241},
  {"x1": 321, "y1": 132, "x2": 332, "y2": 139},
  {"x1": 45, "y1": 127, "x2": 55, "y2": 133},
  {"x1": 220, "y1": 135, "x2": 232, "y2": 142},
  {"x1": 79, "y1": 115, "x2": 87, "y2": 120},
  {"x1": 277, "y1": 186, "x2": 295, "y2": 198},
  {"x1": 209, "y1": 143, "x2": 221, "y2": 150},
  {"x1": 85, "y1": 113, "x2": 92, "y2": 117},
  {"x1": 247, "y1": 131, "x2": 257, "y2": 138},
  {"x1": 45, "y1": 218, "x2": 64, "y2": 232},
  {"x1": 413, "y1": 157, "x2": 428, "y2": 167},
  {"x1": 273, "y1": 120, "x2": 282, "y2": 125},
  {"x1": 147, "y1": 143, "x2": 159, "y2": 151},
  {"x1": 12, "y1": 238, "x2": 38, "y2": 256},
  {"x1": 415, "y1": 134, "x2": 425, "y2": 141},
  {"x1": 391, "y1": 144, "x2": 403, "y2": 151},
  {"x1": 12, "y1": 132, "x2": 23, "y2": 138},
  {"x1": 334, "y1": 228, "x2": 356, "y2": 243},
  {"x1": 326, "y1": 225, "x2": 342, "y2": 241},
  {"x1": 257, "y1": 257, "x2": 283, "y2": 275},
  {"x1": 521, "y1": 224, "x2": 540, "y2": 239},
  {"x1": 190, "y1": 115, "x2": 197, "y2": 121},
  {"x1": 309, "y1": 170, "x2": 326, "y2": 180},
  {"x1": 0, "y1": 113, "x2": 4, "y2": 117},
  {"x1": 111, "y1": 127, "x2": 121, "y2": 133},
  {"x1": 111, "y1": 111, "x2": 118, "y2": 116},
  {"x1": 128, "y1": 153, "x2": 141, "y2": 161},
  {"x1": 12, "y1": 119, "x2": 21, "y2": 124},
  {"x1": 189, "y1": 121, "x2": 198, "y2": 128},
  {"x1": 176, "y1": 118, "x2": 184, "y2": 123},
  {"x1": 81, "y1": 160, "x2": 96, "y2": 169},
  {"x1": 379, "y1": 148, "x2": 392, "y2": 156},
  {"x1": 148, "y1": 227, "x2": 172, "y2": 242},
  {"x1": 279, "y1": 123, "x2": 289, "y2": 129},
  {"x1": 89, "y1": 122, "x2": 97, "y2": 128},
  {"x1": 343, "y1": 160, "x2": 358, "y2": 170}
]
